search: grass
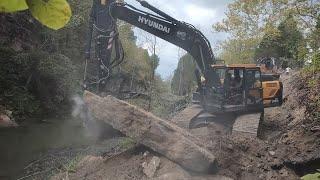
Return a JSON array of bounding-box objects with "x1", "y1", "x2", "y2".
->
[
  {"x1": 119, "y1": 137, "x2": 136, "y2": 150},
  {"x1": 62, "y1": 155, "x2": 83, "y2": 173}
]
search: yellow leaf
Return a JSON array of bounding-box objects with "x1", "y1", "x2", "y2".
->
[
  {"x1": 26, "y1": 0, "x2": 72, "y2": 30},
  {"x1": 0, "y1": 0, "x2": 28, "y2": 13}
]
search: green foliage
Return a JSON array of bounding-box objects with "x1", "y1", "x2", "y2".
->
[
  {"x1": 150, "y1": 75, "x2": 185, "y2": 118},
  {"x1": 63, "y1": 155, "x2": 83, "y2": 172},
  {"x1": 255, "y1": 15, "x2": 305, "y2": 67},
  {"x1": 119, "y1": 24, "x2": 153, "y2": 82},
  {"x1": 0, "y1": 1, "x2": 178, "y2": 122},
  {"x1": 214, "y1": 0, "x2": 319, "y2": 65},
  {"x1": 0, "y1": 0, "x2": 71, "y2": 30},
  {"x1": 0, "y1": 0, "x2": 28, "y2": 12},
  {"x1": 27, "y1": 0, "x2": 71, "y2": 30},
  {"x1": 0, "y1": 48, "x2": 41, "y2": 119},
  {"x1": 35, "y1": 53, "x2": 80, "y2": 112},
  {"x1": 150, "y1": 54, "x2": 160, "y2": 73},
  {"x1": 171, "y1": 54, "x2": 197, "y2": 96},
  {"x1": 278, "y1": 16, "x2": 304, "y2": 61},
  {"x1": 301, "y1": 172, "x2": 320, "y2": 180},
  {"x1": 0, "y1": 47, "x2": 80, "y2": 120},
  {"x1": 309, "y1": 17, "x2": 320, "y2": 51},
  {"x1": 219, "y1": 38, "x2": 259, "y2": 64},
  {"x1": 118, "y1": 137, "x2": 136, "y2": 150}
]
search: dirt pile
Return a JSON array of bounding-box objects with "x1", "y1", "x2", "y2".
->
[
  {"x1": 209, "y1": 71, "x2": 319, "y2": 179},
  {"x1": 52, "y1": 146, "x2": 232, "y2": 180},
  {"x1": 266, "y1": 72, "x2": 320, "y2": 176}
]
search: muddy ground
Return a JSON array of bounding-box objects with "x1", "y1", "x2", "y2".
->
[{"x1": 15, "y1": 72, "x2": 320, "y2": 180}]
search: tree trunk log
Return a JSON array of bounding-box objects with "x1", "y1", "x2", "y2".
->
[{"x1": 83, "y1": 91, "x2": 217, "y2": 173}]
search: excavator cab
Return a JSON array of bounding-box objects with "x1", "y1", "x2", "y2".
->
[{"x1": 199, "y1": 64, "x2": 264, "y2": 115}]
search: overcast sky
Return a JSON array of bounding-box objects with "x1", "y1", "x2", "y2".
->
[{"x1": 125, "y1": 0, "x2": 233, "y2": 78}]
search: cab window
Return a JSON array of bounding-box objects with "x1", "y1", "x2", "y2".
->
[{"x1": 246, "y1": 70, "x2": 261, "y2": 88}]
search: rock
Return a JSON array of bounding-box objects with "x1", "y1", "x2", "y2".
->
[
  {"x1": 142, "y1": 156, "x2": 161, "y2": 178},
  {"x1": 270, "y1": 159, "x2": 283, "y2": 170},
  {"x1": 143, "y1": 151, "x2": 150, "y2": 157},
  {"x1": 269, "y1": 151, "x2": 276, "y2": 156},
  {"x1": 256, "y1": 152, "x2": 263, "y2": 158},
  {"x1": 263, "y1": 165, "x2": 269, "y2": 171},
  {"x1": 279, "y1": 168, "x2": 289, "y2": 177},
  {"x1": 154, "y1": 174, "x2": 234, "y2": 180},
  {"x1": 227, "y1": 144, "x2": 233, "y2": 151},
  {"x1": 153, "y1": 172, "x2": 191, "y2": 180},
  {"x1": 257, "y1": 163, "x2": 262, "y2": 168},
  {"x1": 0, "y1": 114, "x2": 18, "y2": 127},
  {"x1": 311, "y1": 126, "x2": 320, "y2": 132},
  {"x1": 5, "y1": 110, "x2": 12, "y2": 117},
  {"x1": 83, "y1": 91, "x2": 217, "y2": 173},
  {"x1": 258, "y1": 174, "x2": 264, "y2": 179}
]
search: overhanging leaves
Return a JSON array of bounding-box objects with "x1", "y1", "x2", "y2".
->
[
  {"x1": 26, "y1": 0, "x2": 71, "y2": 30},
  {"x1": 0, "y1": 0, "x2": 28, "y2": 12}
]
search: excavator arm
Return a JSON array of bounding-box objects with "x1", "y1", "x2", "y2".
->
[
  {"x1": 86, "y1": 0, "x2": 221, "y2": 90},
  {"x1": 108, "y1": 1, "x2": 220, "y2": 87},
  {"x1": 110, "y1": 1, "x2": 213, "y2": 67}
]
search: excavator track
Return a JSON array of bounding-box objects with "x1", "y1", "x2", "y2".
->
[
  {"x1": 232, "y1": 113, "x2": 263, "y2": 138},
  {"x1": 171, "y1": 105, "x2": 263, "y2": 139},
  {"x1": 170, "y1": 104, "x2": 204, "y2": 129}
]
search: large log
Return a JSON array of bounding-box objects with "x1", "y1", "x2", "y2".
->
[{"x1": 83, "y1": 91, "x2": 217, "y2": 173}]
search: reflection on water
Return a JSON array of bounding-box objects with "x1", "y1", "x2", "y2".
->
[{"x1": 0, "y1": 118, "x2": 93, "y2": 179}]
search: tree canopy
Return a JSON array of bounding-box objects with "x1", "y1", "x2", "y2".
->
[{"x1": 213, "y1": 0, "x2": 320, "y2": 66}]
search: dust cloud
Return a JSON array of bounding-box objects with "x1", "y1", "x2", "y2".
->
[
  {"x1": 71, "y1": 95, "x2": 120, "y2": 140},
  {"x1": 72, "y1": 95, "x2": 101, "y2": 139}
]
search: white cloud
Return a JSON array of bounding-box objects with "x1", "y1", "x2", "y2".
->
[{"x1": 184, "y1": 4, "x2": 217, "y2": 23}]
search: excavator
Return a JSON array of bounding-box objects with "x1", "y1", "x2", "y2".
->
[{"x1": 84, "y1": 0, "x2": 283, "y2": 137}]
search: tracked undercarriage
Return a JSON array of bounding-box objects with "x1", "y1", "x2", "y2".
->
[{"x1": 170, "y1": 104, "x2": 264, "y2": 138}]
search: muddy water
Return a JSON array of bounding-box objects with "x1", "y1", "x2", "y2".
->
[{"x1": 0, "y1": 117, "x2": 94, "y2": 179}]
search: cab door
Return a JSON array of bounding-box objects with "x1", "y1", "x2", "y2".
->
[{"x1": 244, "y1": 69, "x2": 264, "y2": 111}]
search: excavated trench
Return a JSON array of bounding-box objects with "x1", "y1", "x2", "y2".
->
[{"x1": 285, "y1": 157, "x2": 320, "y2": 176}]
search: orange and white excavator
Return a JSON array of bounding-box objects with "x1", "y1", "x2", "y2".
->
[{"x1": 84, "y1": 0, "x2": 284, "y2": 137}]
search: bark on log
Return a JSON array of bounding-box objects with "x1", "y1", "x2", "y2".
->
[{"x1": 83, "y1": 91, "x2": 217, "y2": 173}]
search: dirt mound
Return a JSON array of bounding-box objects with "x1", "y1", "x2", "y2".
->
[{"x1": 52, "y1": 146, "x2": 232, "y2": 180}]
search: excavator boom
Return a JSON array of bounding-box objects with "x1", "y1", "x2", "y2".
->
[{"x1": 109, "y1": 1, "x2": 218, "y2": 86}]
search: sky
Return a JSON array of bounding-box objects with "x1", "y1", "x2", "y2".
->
[{"x1": 125, "y1": 0, "x2": 233, "y2": 78}]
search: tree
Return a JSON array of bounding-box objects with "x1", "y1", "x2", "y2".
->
[
  {"x1": 150, "y1": 54, "x2": 160, "y2": 76},
  {"x1": 219, "y1": 37, "x2": 260, "y2": 64},
  {"x1": 309, "y1": 16, "x2": 320, "y2": 51},
  {"x1": 213, "y1": 0, "x2": 282, "y2": 64},
  {"x1": 278, "y1": 15, "x2": 304, "y2": 59},
  {"x1": 214, "y1": 0, "x2": 319, "y2": 65},
  {"x1": 171, "y1": 54, "x2": 197, "y2": 96},
  {"x1": 255, "y1": 15, "x2": 306, "y2": 67}
]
